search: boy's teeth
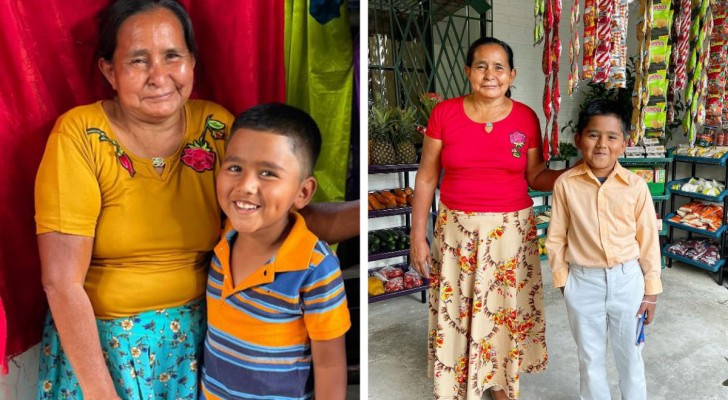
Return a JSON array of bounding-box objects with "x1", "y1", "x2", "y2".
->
[{"x1": 235, "y1": 201, "x2": 257, "y2": 209}]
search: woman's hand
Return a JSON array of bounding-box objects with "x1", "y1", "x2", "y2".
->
[
  {"x1": 409, "y1": 235, "x2": 432, "y2": 278},
  {"x1": 637, "y1": 294, "x2": 657, "y2": 324}
]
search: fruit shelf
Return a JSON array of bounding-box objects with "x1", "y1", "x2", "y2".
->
[
  {"x1": 368, "y1": 263, "x2": 429, "y2": 303},
  {"x1": 369, "y1": 248, "x2": 410, "y2": 262},
  {"x1": 368, "y1": 164, "x2": 419, "y2": 174},
  {"x1": 368, "y1": 227, "x2": 410, "y2": 261},
  {"x1": 369, "y1": 206, "x2": 412, "y2": 218}
]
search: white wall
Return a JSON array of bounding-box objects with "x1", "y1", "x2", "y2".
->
[{"x1": 0, "y1": 345, "x2": 39, "y2": 400}]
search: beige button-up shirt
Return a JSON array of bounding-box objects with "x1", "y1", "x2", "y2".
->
[{"x1": 545, "y1": 162, "x2": 663, "y2": 295}]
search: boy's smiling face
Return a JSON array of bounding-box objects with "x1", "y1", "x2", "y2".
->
[
  {"x1": 575, "y1": 115, "x2": 627, "y2": 178},
  {"x1": 217, "y1": 128, "x2": 316, "y2": 238}
]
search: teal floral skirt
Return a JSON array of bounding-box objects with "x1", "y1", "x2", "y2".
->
[{"x1": 38, "y1": 299, "x2": 205, "y2": 400}]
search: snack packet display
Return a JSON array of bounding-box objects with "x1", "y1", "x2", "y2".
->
[
  {"x1": 582, "y1": 0, "x2": 597, "y2": 79},
  {"x1": 592, "y1": 0, "x2": 613, "y2": 83}
]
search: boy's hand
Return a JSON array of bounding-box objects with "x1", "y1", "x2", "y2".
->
[{"x1": 637, "y1": 294, "x2": 657, "y2": 325}]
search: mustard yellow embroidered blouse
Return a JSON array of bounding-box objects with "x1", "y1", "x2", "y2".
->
[{"x1": 35, "y1": 100, "x2": 234, "y2": 318}]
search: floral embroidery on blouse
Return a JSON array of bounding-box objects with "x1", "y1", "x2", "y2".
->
[
  {"x1": 509, "y1": 131, "x2": 527, "y2": 158},
  {"x1": 181, "y1": 114, "x2": 226, "y2": 172},
  {"x1": 87, "y1": 128, "x2": 135, "y2": 177}
]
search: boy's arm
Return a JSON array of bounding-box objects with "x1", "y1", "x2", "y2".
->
[
  {"x1": 312, "y1": 336, "x2": 348, "y2": 400},
  {"x1": 545, "y1": 177, "x2": 570, "y2": 288},
  {"x1": 634, "y1": 181, "x2": 662, "y2": 324},
  {"x1": 633, "y1": 180, "x2": 662, "y2": 296},
  {"x1": 299, "y1": 200, "x2": 359, "y2": 244},
  {"x1": 302, "y1": 249, "x2": 351, "y2": 399}
]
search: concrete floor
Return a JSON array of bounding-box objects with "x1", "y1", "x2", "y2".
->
[{"x1": 368, "y1": 261, "x2": 728, "y2": 399}]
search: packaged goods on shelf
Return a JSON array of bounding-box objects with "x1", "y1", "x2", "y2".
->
[
  {"x1": 672, "y1": 145, "x2": 728, "y2": 159},
  {"x1": 666, "y1": 239, "x2": 721, "y2": 266},
  {"x1": 628, "y1": 168, "x2": 654, "y2": 182},
  {"x1": 625, "y1": 146, "x2": 646, "y2": 158},
  {"x1": 670, "y1": 177, "x2": 724, "y2": 196},
  {"x1": 671, "y1": 201, "x2": 723, "y2": 231}
]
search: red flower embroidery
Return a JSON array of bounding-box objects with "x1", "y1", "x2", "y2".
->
[
  {"x1": 181, "y1": 140, "x2": 216, "y2": 172},
  {"x1": 509, "y1": 131, "x2": 527, "y2": 158},
  {"x1": 180, "y1": 114, "x2": 224, "y2": 173},
  {"x1": 118, "y1": 153, "x2": 135, "y2": 177},
  {"x1": 87, "y1": 128, "x2": 135, "y2": 177}
]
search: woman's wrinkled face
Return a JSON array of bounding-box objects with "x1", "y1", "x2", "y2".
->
[
  {"x1": 100, "y1": 7, "x2": 195, "y2": 121},
  {"x1": 464, "y1": 44, "x2": 515, "y2": 101}
]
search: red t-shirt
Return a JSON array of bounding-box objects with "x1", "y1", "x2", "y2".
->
[{"x1": 426, "y1": 96, "x2": 542, "y2": 213}]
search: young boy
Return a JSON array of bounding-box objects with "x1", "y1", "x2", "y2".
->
[
  {"x1": 545, "y1": 99, "x2": 662, "y2": 400},
  {"x1": 200, "y1": 103, "x2": 350, "y2": 400}
]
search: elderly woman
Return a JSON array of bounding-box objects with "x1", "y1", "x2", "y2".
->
[
  {"x1": 409, "y1": 37, "x2": 571, "y2": 400},
  {"x1": 34, "y1": 1, "x2": 357, "y2": 399}
]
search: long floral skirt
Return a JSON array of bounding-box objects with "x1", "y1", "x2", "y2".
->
[
  {"x1": 38, "y1": 298, "x2": 206, "y2": 400},
  {"x1": 428, "y1": 203, "x2": 548, "y2": 399}
]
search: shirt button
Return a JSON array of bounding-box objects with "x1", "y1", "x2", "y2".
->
[{"x1": 263, "y1": 270, "x2": 268, "y2": 276}]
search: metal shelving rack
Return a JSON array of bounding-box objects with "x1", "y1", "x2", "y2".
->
[
  {"x1": 663, "y1": 151, "x2": 728, "y2": 285},
  {"x1": 368, "y1": 164, "x2": 428, "y2": 303}
]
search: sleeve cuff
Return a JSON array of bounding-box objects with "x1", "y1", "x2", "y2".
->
[
  {"x1": 552, "y1": 268, "x2": 569, "y2": 288},
  {"x1": 644, "y1": 278, "x2": 663, "y2": 295}
]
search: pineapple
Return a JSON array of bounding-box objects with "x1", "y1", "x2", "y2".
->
[
  {"x1": 369, "y1": 106, "x2": 398, "y2": 165},
  {"x1": 392, "y1": 107, "x2": 419, "y2": 164}
]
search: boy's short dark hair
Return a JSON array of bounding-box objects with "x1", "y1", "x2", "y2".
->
[
  {"x1": 576, "y1": 99, "x2": 629, "y2": 138},
  {"x1": 230, "y1": 103, "x2": 322, "y2": 177}
]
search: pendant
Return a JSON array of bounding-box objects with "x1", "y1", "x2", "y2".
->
[
  {"x1": 484, "y1": 122, "x2": 494, "y2": 133},
  {"x1": 152, "y1": 157, "x2": 165, "y2": 168}
]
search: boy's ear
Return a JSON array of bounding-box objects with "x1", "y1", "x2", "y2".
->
[
  {"x1": 293, "y1": 177, "x2": 317, "y2": 210},
  {"x1": 574, "y1": 133, "x2": 582, "y2": 150}
]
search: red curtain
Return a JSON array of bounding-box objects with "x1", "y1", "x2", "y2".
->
[{"x1": 0, "y1": 0, "x2": 284, "y2": 369}]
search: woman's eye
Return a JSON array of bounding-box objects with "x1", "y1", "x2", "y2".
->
[{"x1": 227, "y1": 165, "x2": 241, "y2": 172}]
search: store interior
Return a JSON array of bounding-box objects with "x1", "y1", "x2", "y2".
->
[{"x1": 367, "y1": 0, "x2": 728, "y2": 398}]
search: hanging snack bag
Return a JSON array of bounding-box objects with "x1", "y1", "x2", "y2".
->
[
  {"x1": 582, "y1": 0, "x2": 597, "y2": 79},
  {"x1": 644, "y1": 103, "x2": 667, "y2": 138}
]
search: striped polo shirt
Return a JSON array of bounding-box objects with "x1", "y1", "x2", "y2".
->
[{"x1": 200, "y1": 212, "x2": 351, "y2": 400}]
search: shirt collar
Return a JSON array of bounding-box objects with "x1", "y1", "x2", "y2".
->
[
  {"x1": 221, "y1": 211, "x2": 319, "y2": 291},
  {"x1": 569, "y1": 161, "x2": 630, "y2": 185}
]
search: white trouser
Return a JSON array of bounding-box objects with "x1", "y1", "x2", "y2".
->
[{"x1": 563, "y1": 259, "x2": 647, "y2": 400}]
